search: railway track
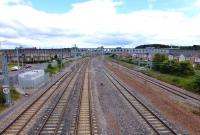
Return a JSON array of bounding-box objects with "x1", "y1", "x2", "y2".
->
[
  {"x1": 0, "y1": 59, "x2": 86, "y2": 135},
  {"x1": 104, "y1": 68, "x2": 181, "y2": 135},
  {"x1": 31, "y1": 61, "x2": 88, "y2": 135},
  {"x1": 69, "y1": 61, "x2": 98, "y2": 135},
  {"x1": 108, "y1": 61, "x2": 200, "y2": 105},
  {"x1": 76, "y1": 66, "x2": 92, "y2": 134}
]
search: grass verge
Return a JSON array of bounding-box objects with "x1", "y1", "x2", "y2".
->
[
  {"x1": 106, "y1": 55, "x2": 200, "y2": 93},
  {"x1": 0, "y1": 87, "x2": 21, "y2": 112}
]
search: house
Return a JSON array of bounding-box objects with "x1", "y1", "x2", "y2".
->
[
  {"x1": 179, "y1": 54, "x2": 185, "y2": 62},
  {"x1": 168, "y1": 54, "x2": 174, "y2": 60},
  {"x1": 195, "y1": 55, "x2": 200, "y2": 64}
]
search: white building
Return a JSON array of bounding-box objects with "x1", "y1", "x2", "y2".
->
[
  {"x1": 179, "y1": 54, "x2": 185, "y2": 62},
  {"x1": 18, "y1": 70, "x2": 45, "y2": 89}
]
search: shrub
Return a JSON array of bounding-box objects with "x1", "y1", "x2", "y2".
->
[
  {"x1": 159, "y1": 60, "x2": 194, "y2": 76},
  {"x1": 153, "y1": 53, "x2": 168, "y2": 71},
  {"x1": 193, "y1": 74, "x2": 200, "y2": 92},
  {"x1": 47, "y1": 63, "x2": 53, "y2": 69},
  {"x1": 195, "y1": 64, "x2": 200, "y2": 70},
  {"x1": 0, "y1": 89, "x2": 5, "y2": 104},
  {"x1": 178, "y1": 61, "x2": 194, "y2": 76}
]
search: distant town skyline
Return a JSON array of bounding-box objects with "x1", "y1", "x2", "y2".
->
[{"x1": 0, "y1": 0, "x2": 200, "y2": 49}]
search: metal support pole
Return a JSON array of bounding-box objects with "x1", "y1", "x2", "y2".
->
[
  {"x1": 16, "y1": 47, "x2": 19, "y2": 69},
  {"x1": 2, "y1": 53, "x2": 12, "y2": 106}
]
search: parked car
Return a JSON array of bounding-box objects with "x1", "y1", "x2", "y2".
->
[
  {"x1": 11, "y1": 66, "x2": 20, "y2": 71},
  {"x1": 25, "y1": 65, "x2": 32, "y2": 69}
]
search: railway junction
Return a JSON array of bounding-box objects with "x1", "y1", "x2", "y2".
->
[{"x1": 0, "y1": 57, "x2": 199, "y2": 135}]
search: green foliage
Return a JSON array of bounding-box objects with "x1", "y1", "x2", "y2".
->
[
  {"x1": 107, "y1": 55, "x2": 199, "y2": 93},
  {"x1": 46, "y1": 59, "x2": 64, "y2": 76},
  {"x1": 160, "y1": 60, "x2": 179, "y2": 74},
  {"x1": 193, "y1": 74, "x2": 200, "y2": 92},
  {"x1": 195, "y1": 64, "x2": 200, "y2": 70},
  {"x1": 152, "y1": 53, "x2": 194, "y2": 76},
  {"x1": 54, "y1": 54, "x2": 58, "y2": 60},
  {"x1": 57, "y1": 59, "x2": 62, "y2": 65},
  {"x1": 178, "y1": 61, "x2": 194, "y2": 76},
  {"x1": 159, "y1": 60, "x2": 194, "y2": 76},
  {"x1": 0, "y1": 87, "x2": 5, "y2": 105},
  {"x1": 153, "y1": 53, "x2": 168, "y2": 71},
  {"x1": 46, "y1": 63, "x2": 58, "y2": 76},
  {"x1": 120, "y1": 57, "x2": 133, "y2": 64},
  {"x1": 179, "y1": 45, "x2": 200, "y2": 50},
  {"x1": 10, "y1": 87, "x2": 20, "y2": 101},
  {"x1": 153, "y1": 53, "x2": 168, "y2": 62},
  {"x1": 47, "y1": 63, "x2": 53, "y2": 69},
  {"x1": 109, "y1": 54, "x2": 117, "y2": 59},
  {"x1": 0, "y1": 87, "x2": 20, "y2": 111}
]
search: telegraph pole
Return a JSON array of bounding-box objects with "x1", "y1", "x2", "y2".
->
[
  {"x1": 2, "y1": 52, "x2": 12, "y2": 106},
  {"x1": 16, "y1": 47, "x2": 20, "y2": 69},
  {"x1": 0, "y1": 40, "x2": 12, "y2": 106},
  {"x1": 74, "y1": 44, "x2": 77, "y2": 69}
]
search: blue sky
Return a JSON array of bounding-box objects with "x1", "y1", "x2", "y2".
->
[
  {"x1": 30, "y1": 0, "x2": 196, "y2": 15},
  {"x1": 30, "y1": 0, "x2": 86, "y2": 13},
  {"x1": 0, "y1": 0, "x2": 200, "y2": 48}
]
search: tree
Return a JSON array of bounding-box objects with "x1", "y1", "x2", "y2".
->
[
  {"x1": 193, "y1": 74, "x2": 200, "y2": 92},
  {"x1": 54, "y1": 54, "x2": 58, "y2": 60},
  {"x1": 195, "y1": 64, "x2": 200, "y2": 70},
  {"x1": 57, "y1": 58, "x2": 62, "y2": 65},
  {"x1": 160, "y1": 60, "x2": 170, "y2": 73},
  {"x1": 178, "y1": 61, "x2": 194, "y2": 76},
  {"x1": 47, "y1": 63, "x2": 53, "y2": 69},
  {"x1": 153, "y1": 53, "x2": 168, "y2": 71}
]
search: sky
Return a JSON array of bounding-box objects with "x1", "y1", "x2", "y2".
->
[{"x1": 0, "y1": 0, "x2": 200, "y2": 49}]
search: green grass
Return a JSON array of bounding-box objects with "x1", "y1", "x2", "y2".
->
[
  {"x1": 0, "y1": 87, "x2": 21, "y2": 112},
  {"x1": 10, "y1": 87, "x2": 21, "y2": 101},
  {"x1": 8, "y1": 63, "x2": 17, "y2": 69},
  {"x1": 143, "y1": 70, "x2": 198, "y2": 92},
  {"x1": 106, "y1": 55, "x2": 200, "y2": 93},
  {"x1": 46, "y1": 59, "x2": 73, "y2": 76},
  {"x1": 46, "y1": 66, "x2": 59, "y2": 76},
  {"x1": 105, "y1": 56, "x2": 136, "y2": 69}
]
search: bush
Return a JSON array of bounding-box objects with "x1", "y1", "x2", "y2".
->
[
  {"x1": 195, "y1": 64, "x2": 200, "y2": 70},
  {"x1": 10, "y1": 87, "x2": 20, "y2": 100},
  {"x1": 159, "y1": 60, "x2": 194, "y2": 76},
  {"x1": 178, "y1": 61, "x2": 194, "y2": 76},
  {"x1": 109, "y1": 54, "x2": 117, "y2": 59},
  {"x1": 193, "y1": 74, "x2": 200, "y2": 92},
  {"x1": 160, "y1": 60, "x2": 169, "y2": 73},
  {"x1": 0, "y1": 89, "x2": 5, "y2": 104},
  {"x1": 153, "y1": 53, "x2": 168, "y2": 71},
  {"x1": 47, "y1": 63, "x2": 53, "y2": 69}
]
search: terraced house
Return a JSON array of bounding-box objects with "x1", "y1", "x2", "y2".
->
[
  {"x1": 0, "y1": 48, "x2": 71, "y2": 63},
  {"x1": 131, "y1": 47, "x2": 200, "y2": 64}
]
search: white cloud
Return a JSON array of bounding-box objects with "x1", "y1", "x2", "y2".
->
[
  {"x1": 194, "y1": 0, "x2": 200, "y2": 7},
  {"x1": 0, "y1": 0, "x2": 200, "y2": 49}
]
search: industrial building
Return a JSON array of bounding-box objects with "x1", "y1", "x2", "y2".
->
[{"x1": 18, "y1": 70, "x2": 46, "y2": 90}]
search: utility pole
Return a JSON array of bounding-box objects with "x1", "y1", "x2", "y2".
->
[
  {"x1": 2, "y1": 52, "x2": 12, "y2": 106},
  {"x1": 74, "y1": 44, "x2": 77, "y2": 69},
  {"x1": 0, "y1": 40, "x2": 12, "y2": 106},
  {"x1": 16, "y1": 47, "x2": 20, "y2": 69}
]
